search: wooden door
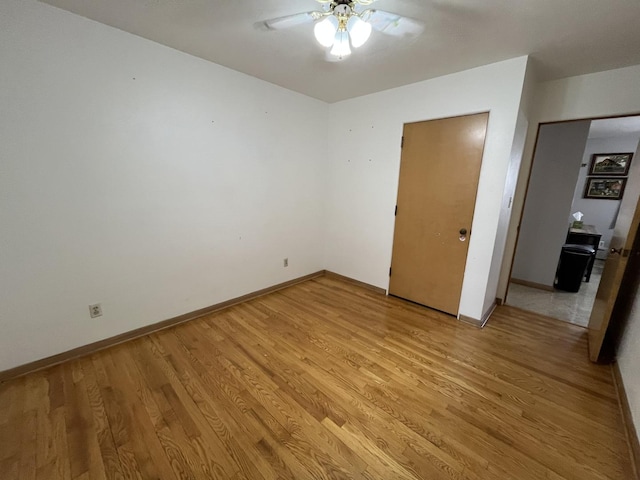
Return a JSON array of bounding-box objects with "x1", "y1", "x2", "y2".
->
[
  {"x1": 389, "y1": 113, "x2": 489, "y2": 315},
  {"x1": 588, "y1": 184, "x2": 640, "y2": 362}
]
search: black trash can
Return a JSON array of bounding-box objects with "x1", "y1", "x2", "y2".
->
[{"x1": 554, "y1": 244, "x2": 595, "y2": 292}]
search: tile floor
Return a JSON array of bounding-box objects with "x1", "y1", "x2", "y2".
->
[{"x1": 506, "y1": 260, "x2": 604, "y2": 327}]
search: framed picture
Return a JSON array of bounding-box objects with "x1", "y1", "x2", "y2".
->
[
  {"x1": 588, "y1": 152, "x2": 633, "y2": 176},
  {"x1": 584, "y1": 177, "x2": 627, "y2": 200}
]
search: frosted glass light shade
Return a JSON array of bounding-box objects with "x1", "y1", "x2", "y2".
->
[
  {"x1": 347, "y1": 16, "x2": 372, "y2": 48},
  {"x1": 314, "y1": 16, "x2": 338, "y2": 47},
  {"x1": 330, "y1": 30, "x2": 351, "y2": 57}
]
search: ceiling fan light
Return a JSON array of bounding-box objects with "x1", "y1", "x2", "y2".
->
[
  {"x1": 314, "y1": 16, "x2": 338, "y2": 47},
  {"x1": 347, "y1": 16, "x2": 372, "y2": 48},
  {"x1": 330, "y1": 29, "x2": 351, "y2": 58}
]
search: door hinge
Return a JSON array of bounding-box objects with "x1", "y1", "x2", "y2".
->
[
  {"x1": 401, "y1": 136, "x2": 404, "y2": 148},
  {"x1": 389, "y1": 267, "x2": 392, "y2": 276},
  {"x1": 394, "y1": 205, "x2": 397, "y2": 216}
]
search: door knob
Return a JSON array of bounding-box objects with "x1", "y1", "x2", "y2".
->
[
  {"x1": 459, "y1": 228, "x2": 467, "y2": 235},
  {"x1": 459, "y1": 228, "x2": 467, "y2": 242},
  {"x1": 610, "y1": 247, "x2": 622, "y2": 255}
]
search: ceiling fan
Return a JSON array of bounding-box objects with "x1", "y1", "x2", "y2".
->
[{"x1": 262, "y1": 0, "x2": 424, "y2": 60}]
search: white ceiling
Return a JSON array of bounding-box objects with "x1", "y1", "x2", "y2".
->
[
  {"x1": 589, "y1": 116, "x2": 640, "y2": 139},
  {"x1": 39, "y1": 0, "x2": 640, "y2": 103}
]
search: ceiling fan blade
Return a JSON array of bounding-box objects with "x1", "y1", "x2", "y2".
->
[
  {"x1": 361, "y1": 9, "x2": 424, "y2": 38},
  {"x1": 262, "y1": 11, "x2": 322, "y2": 31}
]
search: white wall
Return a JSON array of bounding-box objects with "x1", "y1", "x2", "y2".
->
[
  {"x1": 0, "y1": 0, "x2": 328, "y2": 371},
  {"x1": 324, "y1": 56, "x2": 528, "y2": 321},
  {"x1": 511, "y1": 121, "x2": 591, "y2": 286},
  {"x1": 496, "y1": 60, "x2": 539, "y2": 300},
  {"x1": 535, "y1": 65, "x2": 640, "y2": 124},
  {"x1": 484, "y1": 110, "x2": 528, "y2": 312},
  {"x1": 570, "y1": 136, "x2": 640, "y2": 258}
]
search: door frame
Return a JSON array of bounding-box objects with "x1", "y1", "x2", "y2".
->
[{"x1": 503, "y1": 112, "x2": 640, "y2": 325}]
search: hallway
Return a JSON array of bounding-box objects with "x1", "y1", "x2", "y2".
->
[{"x1": 507, "y1": 260, "x2": 604, "y2": 327}]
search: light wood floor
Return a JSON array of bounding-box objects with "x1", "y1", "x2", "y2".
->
[{"x1": 0, "y1": 276, "x2": 634, "y2": 479}]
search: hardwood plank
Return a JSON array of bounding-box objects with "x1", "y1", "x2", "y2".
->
[
  {"x1": 0, "y1": 456, "x2": 20, "y2": 480},
  {"x1": 61, "y1": 361, "x2": 107, "y2": 480},
  {"x1": 77, "y1": 357, "x2": 124, "y2": 480},
  {"x1": 18, "y1": 409, "x2": 37, "y2": 480},
  {"x1": 0, "y1": 275, "x2": 634, "y2": 479}
]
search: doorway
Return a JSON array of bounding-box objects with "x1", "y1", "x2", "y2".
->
[{"x1": 506, "y1": 115, "x2": 640, "y2": 327}]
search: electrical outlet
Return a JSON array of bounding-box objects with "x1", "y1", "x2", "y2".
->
[
  {"x1": 89, "y1": 303, "x2": 103, "y2": 318},
  {"x1": 283, "y1": 258, "x2": 288, "y2": 267},
  {"x1": 599, "y1": 240, "x2": 605, "y2": 248}
]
